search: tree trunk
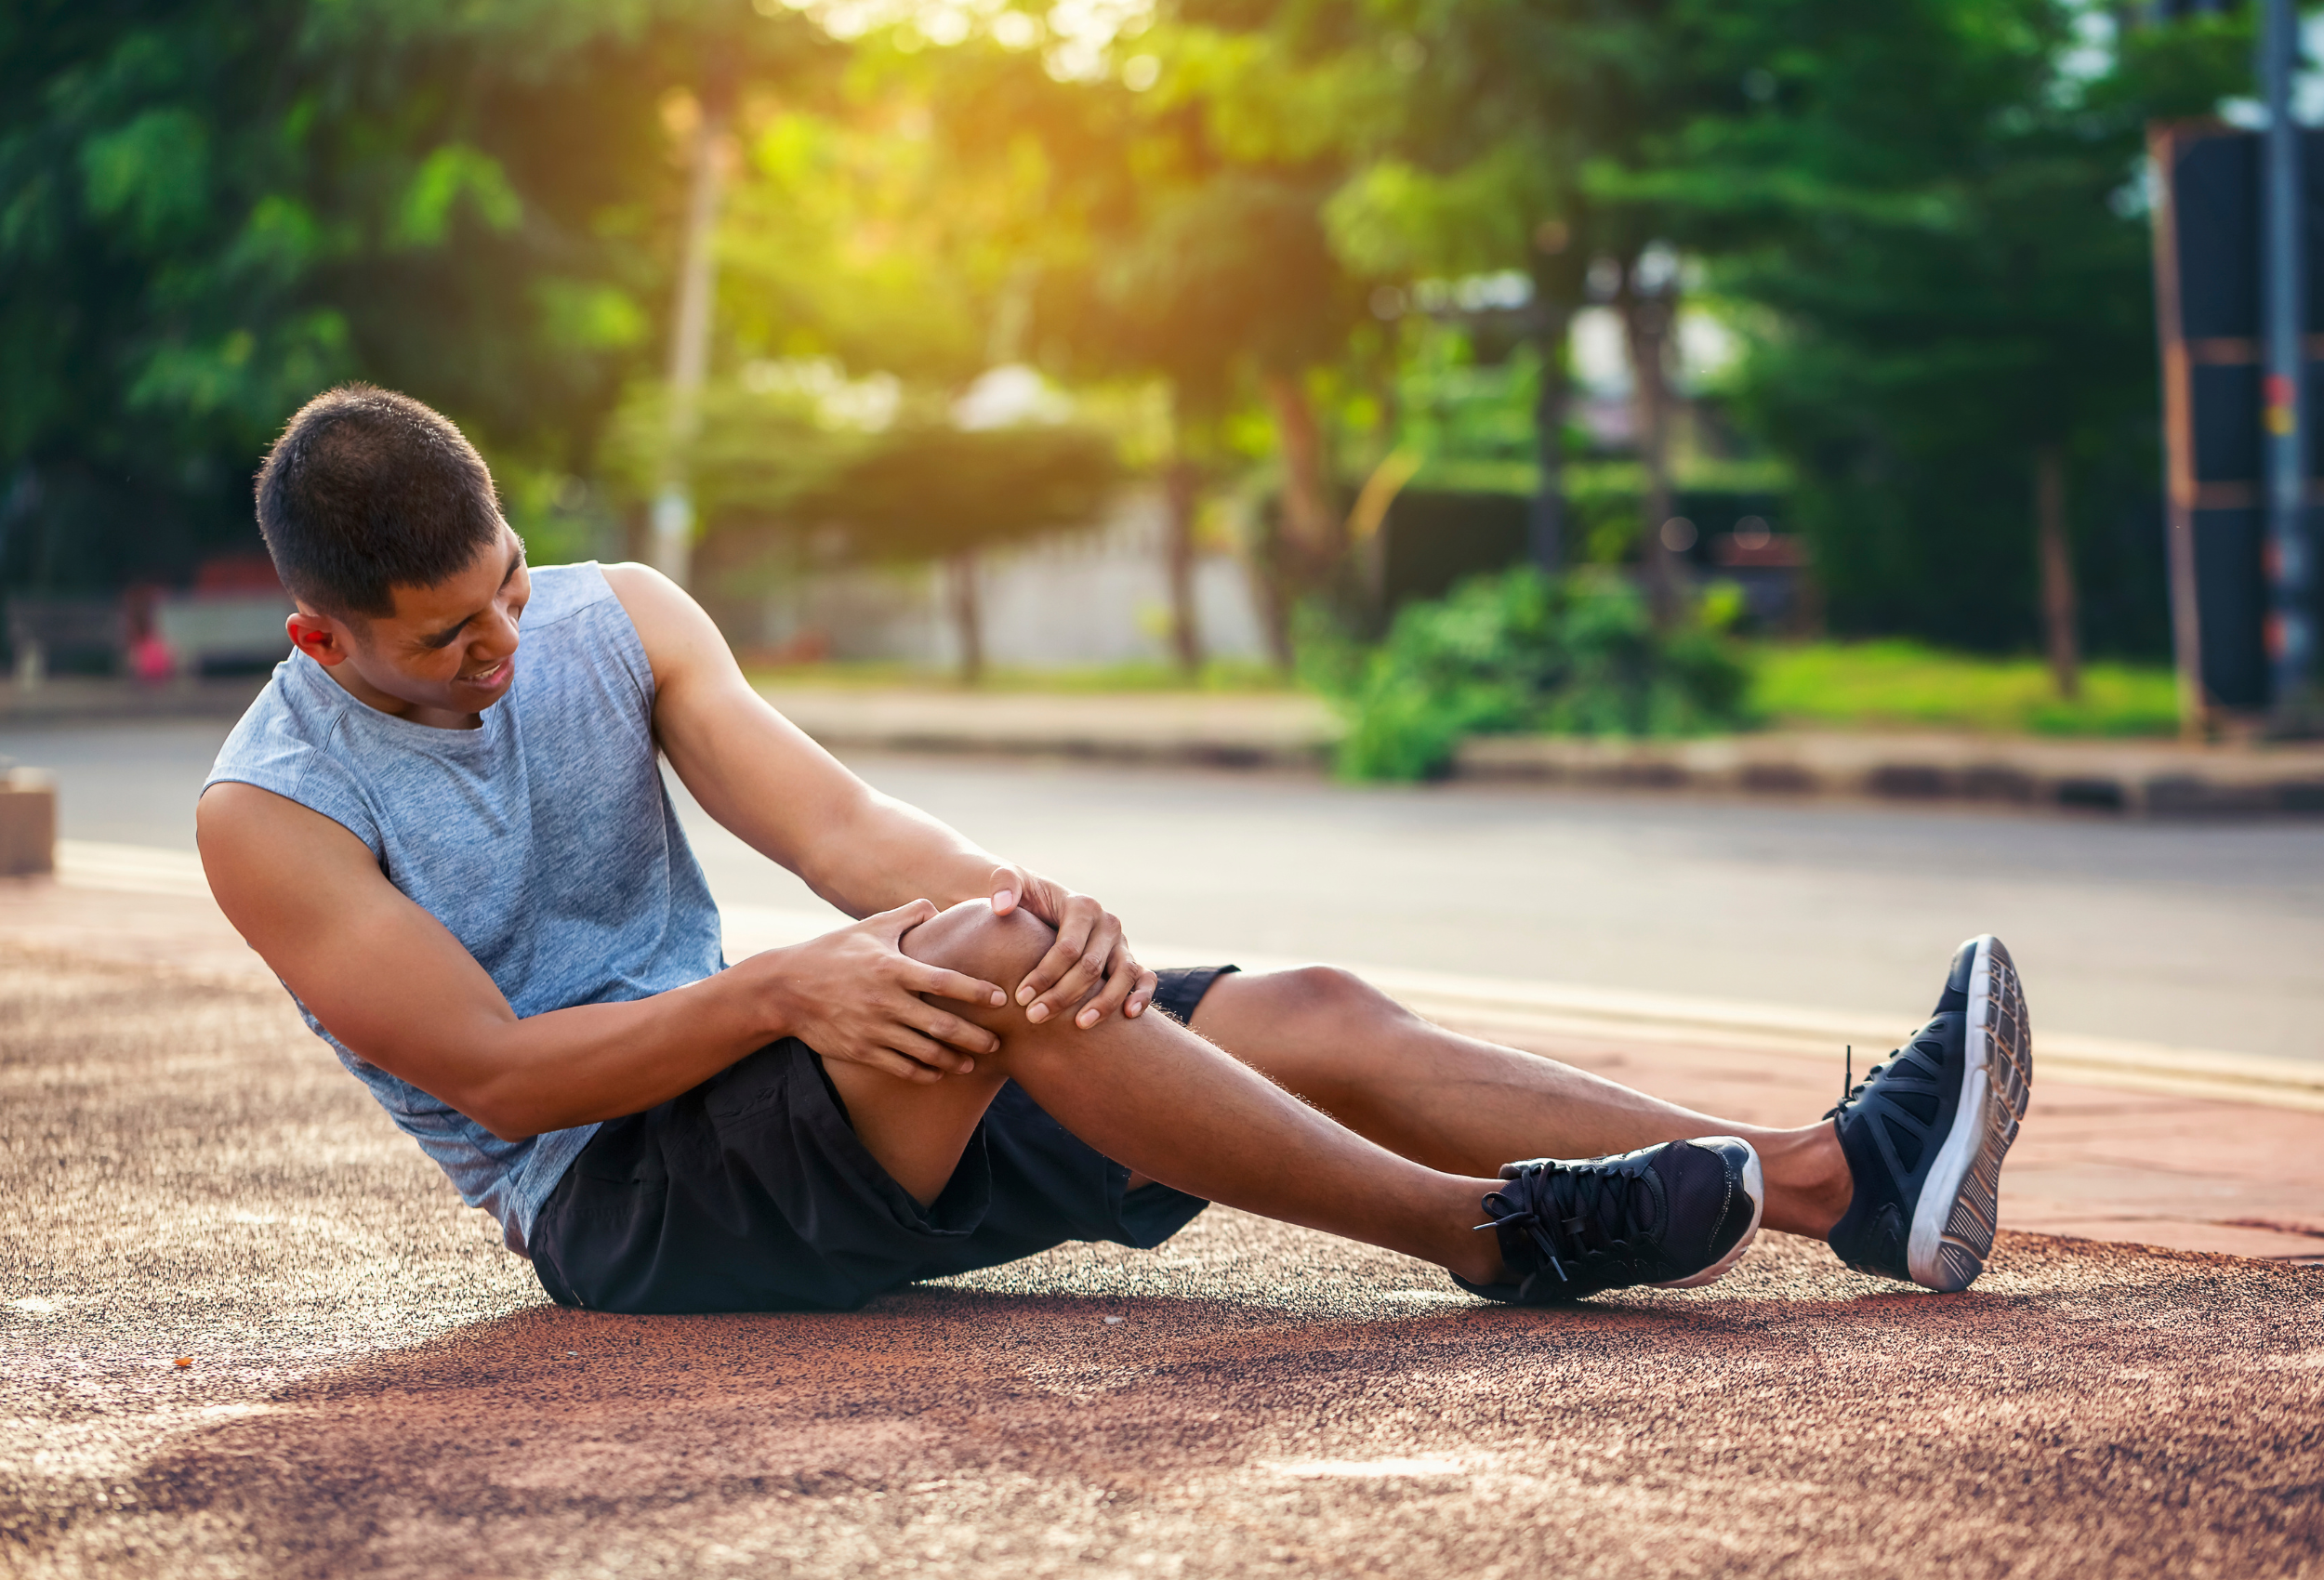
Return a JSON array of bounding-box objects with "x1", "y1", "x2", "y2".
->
[
  {"x1": 1163, "y1": 454, "x2": 1203, "y2": 676},
  {"x1": 1261, "y1": 370, "x2": 1339, "y2": 574},
  {"x1": 1618, "y1": 262, "x2": 1681, "y2": 628},
  {"x1": 946, "y1": 551, "x2": 984, "y2": 685},
  {"x1": 1251, "y1": 373, "x2": 1334, "y2": 668},
  {"x1": 2036, "y1": 443, "x2": 2080, "y2": 700},
  {"x1": 1529, "y1": 300, "x2": 1575, "y2": 574}
]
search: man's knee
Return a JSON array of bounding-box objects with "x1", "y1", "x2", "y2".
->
[
  {"x1": 900, "y1": 899, "x2": 1054, "y2": 990},
  {"x1": 1246, "y1": 965, "x2": 1410, "y2": 1038}
]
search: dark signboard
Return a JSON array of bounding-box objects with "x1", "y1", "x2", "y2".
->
[{"x1": 2147, "y1": 122, "x2": 2324, "y2": 715}]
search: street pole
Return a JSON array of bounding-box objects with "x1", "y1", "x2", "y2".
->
[{"x1": 2260, "y1": 0, "x2": 2314, "y2": 728}]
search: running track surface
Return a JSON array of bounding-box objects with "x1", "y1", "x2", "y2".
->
[{"x1": 4, "y1": 953, "x2": 2318, "y2": 1578}]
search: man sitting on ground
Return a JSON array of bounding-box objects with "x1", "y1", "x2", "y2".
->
[{"x1": 198, "y1": 385, "x2": 2034, "y2": 1314}]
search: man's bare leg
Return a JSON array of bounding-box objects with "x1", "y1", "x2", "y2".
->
[
  {"x1": 1188, "y1": 968, "x2": 1853, "y2": 1240},
  {"x1": 823, "y1": 902, "x2": 1514, "y2": 1287}
]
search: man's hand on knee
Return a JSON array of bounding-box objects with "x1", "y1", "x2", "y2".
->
[
  {"x1": 742, "y1": 901, "x2": 1008, "y2": 1085},
  {"x1": 984, "y1": 864, "x2": 1160, "y2": 1030},
  {"x1": 898, "y1": 897, "x2": 1122, "y2": 1042}
]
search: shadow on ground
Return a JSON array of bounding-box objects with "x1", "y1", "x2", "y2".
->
[{"x1": 4, "y1": 950, "x2": 2318, "y2": 1578}]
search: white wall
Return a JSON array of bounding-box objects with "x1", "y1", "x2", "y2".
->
[{"x1": 744, "y1": 488, "x2": 1272, "y2": 670}]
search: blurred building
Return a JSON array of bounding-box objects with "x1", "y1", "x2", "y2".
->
[
  {"x1": 7, "y1": 556, "x2": 290, "y2": 685},
  {"x1": 707, "y1": 487, "x2": 1270, "y2": 670}
]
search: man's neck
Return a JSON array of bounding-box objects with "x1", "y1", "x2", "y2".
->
[{"x1": 315, "y1": 654, "x2": 484, "y2": 731}]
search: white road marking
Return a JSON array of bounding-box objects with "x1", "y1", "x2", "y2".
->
[{"x1": 57, "y1": 841, "x2": 2324, "y2": 1112}]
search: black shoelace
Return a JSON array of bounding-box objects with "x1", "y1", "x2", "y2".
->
[
  {"x1": 1474, "y1": 1161, "x2": 1654, "y2": 1287},
  {"x1": 1825, "y1": 1044, "x2": 1889, "y2": 1121}
]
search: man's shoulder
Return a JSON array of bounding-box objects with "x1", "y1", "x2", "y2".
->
[
  {"x1": 589, "y1": 561, "x2": 680, "y2": 630},
  {"x1": 519, "y1": 561, "x2": 660, "y2": 715},
  {"x1": 583, "y1": 562, "x2": 734, "y2": 701},
  {"x1": 523, "y1": 560, "x2": 614, "y2": 629},
  {"x1": 208, "y1": 657, "x2": 352, "y2": 780},
  {"x1": 201, "y1": 665, "x2": 380, "y2": 850}
]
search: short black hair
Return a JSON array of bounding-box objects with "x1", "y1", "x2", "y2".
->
[{"x1": 255, "y1": 384, "x2": 504, "y2": 618}]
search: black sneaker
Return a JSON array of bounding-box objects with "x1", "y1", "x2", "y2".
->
[
  {"x1": 1827, "y1": 934, "x2": 2032, "y2": 1293},
  {"x1": 1451, "y1": 1138, "x2": 1764, "y2": 1305}
]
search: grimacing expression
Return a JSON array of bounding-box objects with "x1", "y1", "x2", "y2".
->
[{"x1": 291, "y1": 524, "x2": 530, "y2": 719}]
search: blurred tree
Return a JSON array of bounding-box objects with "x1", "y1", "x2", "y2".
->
[
  {"x1": 964, "y1": 19, "x2": 1371, "y2": 670},
  {"x1": 0, "y1": 0, "x2": 823, "y2": 599},
  {"x1": 802, "y1": 425, "x2": 1124, "y2": 566},
  {"x1": 597, "y1": 366, "x2": 1124, "y2": 684},
  {"x1": 1200, "y1": 0, "x2": 1752, "y2": 631},
  {"x1": 696, "y1": 38, "x2": 1142, "y2": 672},
  {"x1": 1246, "y1": 0, "x2": 2250, "y2": 667},
  {"x1": 1134, "y1": 11, "x2": 1378, "y2": 652},
  {"x1": 1085, "y1": 165, "x2": 1366, "y2": 665},
  {"x1": 798, "y1": 422, "x2": 1124, "y2": 680},
  {"x1": 1594, "y1": 0, "x2": 2252, "y2": 664},
  {"x1": 782, "y1": 22, "x2": 1375, "y2": 672},
  {"x1": 599, "y1": 380, "x2": 861, "y2": 542},
  {"x1": 1312, "y1": 2, "x2": 1619, "y2": 590}
]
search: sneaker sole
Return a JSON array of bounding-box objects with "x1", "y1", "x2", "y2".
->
[
  {"x1": 1653, "y1": 1139, "x2": 1764, "y2": 1290},
  {"x1": 1906, "y1": 935, "x2": 2033, "y2": 1293}
]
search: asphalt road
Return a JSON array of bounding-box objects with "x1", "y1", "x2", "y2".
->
[{"x1": 7, "y1": 716, "x2": 2322, "y2": 1062}]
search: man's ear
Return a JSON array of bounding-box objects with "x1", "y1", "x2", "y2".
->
[{"x1": 286, "y1": 610, "x2": 351, "y2": 668}]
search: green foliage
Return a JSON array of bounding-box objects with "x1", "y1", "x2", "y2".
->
[
  {"x1": 0, "y1": 0, "x2": 2266, "y2": 677},
  {"x1": 1395, "y1": 324, "x2": 1542, "y2": 489},
  {"x1": 1090, "y1": 166, "x2": 1362, "y2": 399},
  {"x1": 603, "y1": 375, "x2": 1122, "y2": 564},
  {"x1": 0, "y1": 0, "x2": 825, "y2": 596},
  {"x1": 389, "y1": 144, "x2": 523, "y2": 249},
  {"x1": 1750, "y1": 639, "x2": 2181, "y2": 738},
  {"x1": 602, "y1": 379, "x2": 860, "y2": 531},
  {"x1": 1233, "y1": 0, "x2": 2248, "y2": 658},
  {"x1": 1308, "y1": 568, "x2": 1754, "y2": 781},
  {"x1": 1589, "y1": 1, "x2": 2251, "y2": 656},
  {"x1": 1325, "y1": 144, "x2": 1544, "y2": 281},
  {"x1": 799, "y1": 422, "x2": 1126, "y2": 564}
]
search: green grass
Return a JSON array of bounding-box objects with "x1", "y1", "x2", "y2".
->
[
  {"x1": 1748, "y1": 639, "x2": 2180, "y2": 737},
  {"x1": 744, "y1": 657, "x2": 1293, "y2": 694},
  {"x1": 745, "y1": 641, "x2": 2182, "y2": 738}
]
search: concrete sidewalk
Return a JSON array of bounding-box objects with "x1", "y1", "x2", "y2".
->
[
  {"x1": 13, "y1": 848, "x2": 2323, "y2": 1263},
  {"x1": 751, "y1": 683, "x2": 2324, "y2": 815},
  {"x1": 0, "y1": 675, "x2": 267, "y2": 726}
]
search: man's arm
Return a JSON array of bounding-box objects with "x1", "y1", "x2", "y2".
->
[
  {"x1": 196, "y1": 783, "x2": 1010, "y2": 1139},
  {"x1": 602, "y1": 563, "x2": 1157, "y2": 1029}
]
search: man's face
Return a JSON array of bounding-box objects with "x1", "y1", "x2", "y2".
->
[{"x1": 287, "y1": 523, "x2": 532, "y2": 728}]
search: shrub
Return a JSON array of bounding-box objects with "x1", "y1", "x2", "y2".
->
[{"x1": 1308, "y1": 569, "x2": 1754, "y2": 781}]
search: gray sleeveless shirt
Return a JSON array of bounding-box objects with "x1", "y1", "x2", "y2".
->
[{"x1": 203, "y1": 563, "x2": 724, "y2": 1253}]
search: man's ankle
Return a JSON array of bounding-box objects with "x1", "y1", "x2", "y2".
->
[
  {"x1": 1760, "y1": 1122, "x2": 1851, "y2": 1239},
  {"x1": 1438, "y1": 1178, "x2": 1509, "y2": 1286}
]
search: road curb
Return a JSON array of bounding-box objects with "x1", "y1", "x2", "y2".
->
[
  {"x1": 1454, "y1": 731, "x2": 2324, "y2": 816},
  {"x1": 753, "y1": 686, "x2": 2324, "y2": 816}
]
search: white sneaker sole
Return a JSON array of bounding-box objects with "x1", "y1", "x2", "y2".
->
[
  {"x1": 1654, "y1": 1138, "x2": 1764, "y2": 1290},
  {"x1": 1906, "y1": 936, "x2": 2034, "y2": 1293}
]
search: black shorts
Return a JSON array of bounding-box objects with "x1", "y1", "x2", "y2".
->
[{"x1": 528, "y1": 965, "x2": 1236, "y2": 1314}]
